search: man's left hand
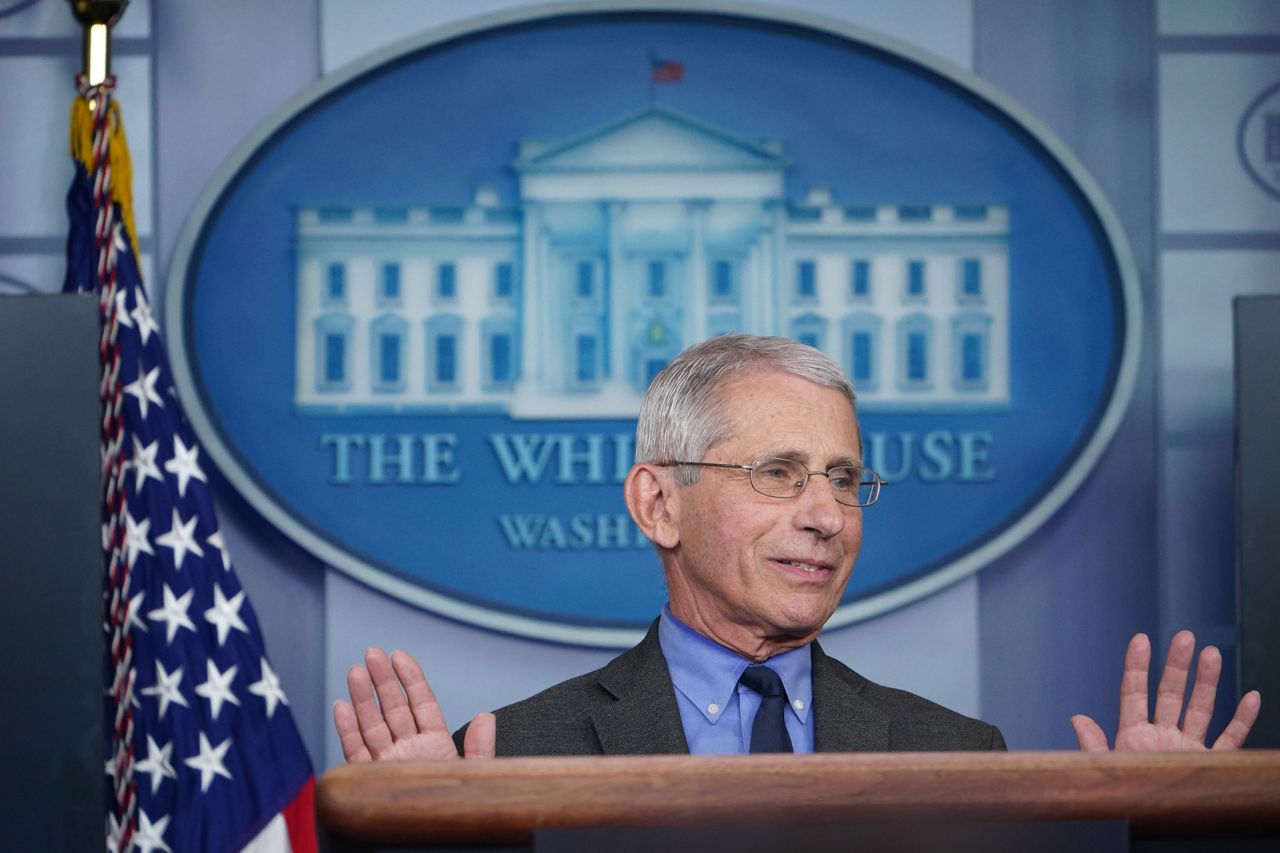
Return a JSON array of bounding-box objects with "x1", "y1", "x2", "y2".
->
[{"x1": 1072, "y1": 631, "x2": 1261, "y2": 751}]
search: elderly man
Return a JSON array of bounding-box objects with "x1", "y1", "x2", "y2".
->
[{"x1": 334, "y1": 334, "x2": 1260, "y2": 760}]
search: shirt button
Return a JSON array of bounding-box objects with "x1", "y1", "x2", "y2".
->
[
  {"x1": 793, "y1": 699, "x2": 805, "y2": 710},
  {"x1": 707, "y1": 703, "x2": 719, "y2": 715}
]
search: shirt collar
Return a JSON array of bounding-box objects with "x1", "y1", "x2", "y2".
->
[{"x1": 658, "y1": 605, "x2": 813, "y2": 725}]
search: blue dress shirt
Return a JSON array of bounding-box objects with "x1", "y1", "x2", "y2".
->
[{"x1": 658, "y1": 606, "x2": 814, "y2": 754}]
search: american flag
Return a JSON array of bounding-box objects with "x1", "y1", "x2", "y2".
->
[
  {"x1": 650, "y1": 55, "x2": 684, "y2": 83},
  {"x1": 64, "y1": 76, "x2": 316, "y2": 852}
]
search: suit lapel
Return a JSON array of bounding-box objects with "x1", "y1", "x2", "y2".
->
[
  {"x1": 589, "y1": 620, "x2": 689, "y2": 756},
  {"x1": 811, "y1": 640, "x2": 891, "y2": 752}
]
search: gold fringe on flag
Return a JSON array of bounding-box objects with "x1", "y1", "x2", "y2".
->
[{"x1": 70, "y1": 94, "x2": 142, "y2": 265}]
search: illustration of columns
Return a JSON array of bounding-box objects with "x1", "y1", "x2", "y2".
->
[
  {"x1": 686, "y1": 200, "x2": 709, "y2": 344},
  {"x1": 766, "y1": 200, "x2": 785, "y2": 336},
  {"x1": 606, "y1": 200, "x2": 627, "y2": 389},
  {"x1": 519, "y1": 201, "x2": 544, "y2": 392}
]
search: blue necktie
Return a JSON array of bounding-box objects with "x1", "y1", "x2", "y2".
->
[{"x1": 739, "y1": 665, "x2": 794, "y2": 753}]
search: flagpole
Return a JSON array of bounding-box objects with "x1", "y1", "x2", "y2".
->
[{"x1": 68, "y1": 0, "x2": 129, "y2": 88}]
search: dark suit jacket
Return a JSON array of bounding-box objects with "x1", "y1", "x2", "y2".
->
[{"x1": 454, "y1": 620, "x2": 1006, "y2": 755}]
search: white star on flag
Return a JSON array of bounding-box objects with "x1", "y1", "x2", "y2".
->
[
  {"x1": 147, "y1": 583, "x2": 196, "y2": 644},
  {"x1": 204, "y1": 584, "x2": 249, "y2": 646},
  {"x1": 123, "y1": 588, "x2": 148, "y2": 634},
  {"x1": 130, "y1": 436, "x2": 164, "y2": 493},
  {"x1": 206, "y1": 528, "x2": 231, "y2": 571},
  {"x1": 123, "y1": 364, "x2": 164, "y2": 419},
  {"x1": 164, "y1": 435, "x2": 207, "y2": 498},
  {"x1": 139, "y1": 660, "x2": 188, "y2": 720},
  {"x1": 249, "y1": 657, "x2": 289, "y2": 719},
  {"x1": 155, "y1": 507, "x2": 204, "y2": 570},
  {"x1": 195, "y1": 658, "x2": 240, "y2": 720},
  {"x1": 123, "y1": 509, "x2": 155, "y2": 567},
  {"x1": 106, "y1": 812, "x2": 124, "y2": 853},
  {"x1": 184, "y1": 732, "x2": 233, "y2": 793},
  {"x1": 134, "y1": 734, "x2": 176, "y2": 795},
  {"x1": 133, "y1": 809, "x2": 172, "y2": 853},
  {"x1": 131, "y1": 296, "x2": 160, "y2": 344},
  {"x1": 113, "y1": 288, "x2": 133, "y2": 330}
]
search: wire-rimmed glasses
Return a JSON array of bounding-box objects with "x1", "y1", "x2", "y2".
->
[{"x1": 657, "y1": 457, "x2": 885, "y2": 507}]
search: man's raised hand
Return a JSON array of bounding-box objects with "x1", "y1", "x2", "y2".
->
[
  {"x1": 333, "y1": 648, "x2": 496, "y2": 762},
  {"x1": 1071, "y1": 631, "x2": 1261, "y2": 752}
]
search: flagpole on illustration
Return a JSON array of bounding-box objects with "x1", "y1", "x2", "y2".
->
[{"x1": 64, "y1": 2, "x2": 317, "y2": 850}]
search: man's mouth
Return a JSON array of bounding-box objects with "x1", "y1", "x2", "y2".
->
[{"x1": 772, "y1": 558, "x2": 832, "y2": 574}]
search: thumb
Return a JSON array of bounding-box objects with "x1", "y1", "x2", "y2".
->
[
  {"x1": 1070, "y1": 714, "x2": 1109, "y2": 752},
  {"x1": 463, "y1": 711, "x2": 497, "y2": 758}
]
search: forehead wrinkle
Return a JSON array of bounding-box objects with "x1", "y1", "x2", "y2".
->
[{"x1": 752, "y1": 447, "x2": 862, "y2": 469}]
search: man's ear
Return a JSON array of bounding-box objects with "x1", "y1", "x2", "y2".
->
[{"x1": 624, "y1": 463, "x2": 681, "y2": 550}]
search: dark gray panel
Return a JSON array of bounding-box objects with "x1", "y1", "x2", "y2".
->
[
  {"x1": 0, "y1": 294, "x2": 102, "y2": 847},
  {"x1": 1235, "y1": 295, "x2": 1280, "y2": 749}
]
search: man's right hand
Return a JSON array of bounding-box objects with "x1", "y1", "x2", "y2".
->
[{"x1": 333, "y1": 647, "x2": 496, "y2": 762}]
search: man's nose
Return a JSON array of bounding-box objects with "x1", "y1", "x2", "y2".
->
[{"x1": 793, "y1": 473, "x2": 847, "y2": 538}]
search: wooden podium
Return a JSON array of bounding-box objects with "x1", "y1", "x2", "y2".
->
[{"x1": 317, "y1": 751, "x2": 1280, "y2": 850}]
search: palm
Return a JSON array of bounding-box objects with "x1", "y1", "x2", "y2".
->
[
  {"x1": 333, "y1": 648, "x2": 495, "y2": 762},
  {"x1": 1072, "y1": 632, "x2": 1260, "y2": 753}
]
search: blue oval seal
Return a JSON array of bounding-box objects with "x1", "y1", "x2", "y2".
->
[{"x1": 167, "y1": 2, "x2": 1140, "y2": 647}]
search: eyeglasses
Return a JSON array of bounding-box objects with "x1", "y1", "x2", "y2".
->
[{"x1": 657, "y1": 457, "x2": 885, "y2": 507}]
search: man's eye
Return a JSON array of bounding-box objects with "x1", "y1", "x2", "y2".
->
[
  {"x1": 757, "y1": 464, "x2": 793, "y2": 481},
  {"x1": 828, "y1": 468, "x2": 861, "y2": 491}
]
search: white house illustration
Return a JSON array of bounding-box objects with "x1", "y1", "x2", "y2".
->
[{"x1": 294, "y1": 105, "x2": 1010, "y2": 416}]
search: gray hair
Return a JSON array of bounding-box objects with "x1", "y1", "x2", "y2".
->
[{"x1": 635, "y1": 334, "x2": 857, "y2": 484}]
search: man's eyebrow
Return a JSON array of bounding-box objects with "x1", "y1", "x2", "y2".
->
[{"x1": 763, "y1": 448, "x2": 862, "y2": 468}]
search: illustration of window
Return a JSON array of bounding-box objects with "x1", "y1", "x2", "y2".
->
[
  {"x1": 326, "y1": 262, "x2": 346, "y2": 302},
  {"x1": 380, "y1": 263, "x2": 401, "y2": 303},
  {"x1": 576, "y1": 334, "x2": 598, "y2": 383},
  {"x1": 841, "y1": 314, "x2": 881, "y2": 392},
  {"x1": 850, "y1": 259, "x2": 871, "y2": 300},
  {"x1": 482, "y1": 317, "x2": 517, "y2": 391},
  {"x1": 648, "y1": 260, "x2": 666, "y2": 297},
  {"x1": 437, "y1": 262, "x2": 457, "y2": 300},
  {"x1": 494, "y1": 262, "x2": 514, "y2": 300},
  {"x1": 952, "y1": 313, "x2": 992, "y2": 392},
  {"x1": 313, "y1": 312, "x2": 353, "y2": 393},
  {"x1": 370, "y1": 314, "x2": 407, "y2": 392},
  {"x1": 711, "y1": 259, "x2": 734, "y2": 302},
  {"x1": 896, "y1": 314, "x2": 933, "y2": 390},
  {"x1": 906, "y1": 260, "x2": 926, "y2": 299},
  {"x1": 959, "y1": 258, "x2": 982, "y2": 301},
  {"x1": 790, "y1": 313, "x2": 827, "y2": 351},
  {"x1": 576, "y1": 261, "x2": 594, "y2": 299},
  {"x1": 324, "y1": 335, "x2": 346, "y2": 383},
  {"x1": 436, "y1": 336, "x2": 457, "y2": 383},
  {"x1": 796, "y1": 260, "x2": 817, "y2": 301},
  {"x1": 491, "y1": 334, "x2": 512, "y2": 383},
  {"x1": 425, "y1": 315, "x2": 462, "y2": 392}
]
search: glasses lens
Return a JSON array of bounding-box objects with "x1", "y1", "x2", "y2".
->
[
  {"x1": 749, "y1": 458, "x2": 806, "y2": 497},
  {"x1": 857, "y1": 468, "x2": 881, "y2": 507}
]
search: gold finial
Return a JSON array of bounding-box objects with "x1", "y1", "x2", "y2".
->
[{"x1": 67, "y1": 1, "x2": 130, "y2": 86}]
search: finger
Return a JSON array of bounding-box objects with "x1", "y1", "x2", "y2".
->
[
  {"x1": 365, "y1": 647, "x2": 419, "y2": 742},
  {"x1": 1212, "y1": 690, "x2": 1262, "y2": 751},
  {"x1": 1153, "y1": 631, "x2": 1195, "y2": 728},
  {"x1": 464, "y1": 712, "x2": 497, "y2": 759},
  {"x1": 1070, "y1": 715, "x2": 1109, "y2": 752},
  {"x1": 1181, "y1": 645, "x2": 1222, "y2": 744},
  {"x1": 333, "y1": 699, "x2": 372, "y2": 763},
  {"x1": 391, "y1": 649, "x2": 449, "y2": 734},
  {"x1": 1117, "y1": 633, "x2": 1152, "y2": 732},
  {"x1": 345, "y1": 664, "x2": 393, "y2": 758}
]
